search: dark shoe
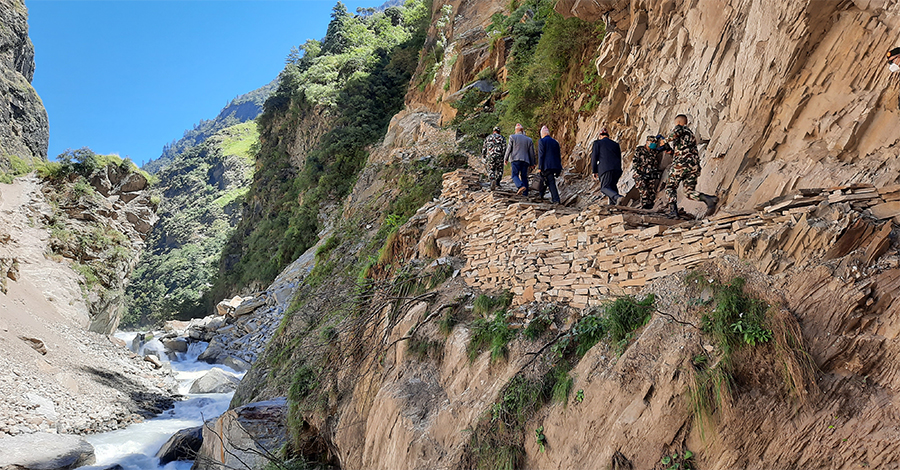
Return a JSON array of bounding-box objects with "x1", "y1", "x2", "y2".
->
[
  {"x1": 666, "y1": 202, "x2": 679, "y2": 218},
  {"x1": 700, "y1": 194, "x2": 719, "y2": 216},
  {"x1": 642, "y1": 203, "x2": 654, "y2": 210}
]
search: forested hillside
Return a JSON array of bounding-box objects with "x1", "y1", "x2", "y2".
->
[
  {"x1": 213, "y1": 0, "x2": 431, "y2": 296},
  {"x1": 124, "y1": 122, "x2": 257, "y2": 326}
]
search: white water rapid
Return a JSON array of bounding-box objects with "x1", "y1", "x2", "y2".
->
[{"x1": 77, "y1": 333, "x2": 245, "y2": 470}]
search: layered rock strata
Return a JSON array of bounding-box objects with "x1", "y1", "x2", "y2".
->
[{"x1": 0, "y1": 0, "x2": 48, "y2": 164}]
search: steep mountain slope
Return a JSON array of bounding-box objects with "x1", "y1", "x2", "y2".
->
[
  {"x1": 142, "y1": 81, "x2": 274, "y2": 175},
  {"x1": 125, "y1": 122, "x2": 257, "y2": 326},
  {"x1": 193, "y1": 0, "x2": 900, "y2": 469},
  {"x1": 0, "y1": 175, "x2": 175, "y2": 437},
  {"x1": 212, "y1": 1, "x2": 431, "y2": 296},
  {"x1": 0, "y1": 0, "x2": 48, "y2": 168}
]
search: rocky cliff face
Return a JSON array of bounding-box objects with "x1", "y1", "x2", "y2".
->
[
  {"x1": 554, "y1": 0, "x2": 900, "y2": 215},
  {"x1": 0, "y1": 0, "x2": 48, "y2": 166},
  {"x1": 40, "y1": 162, "x2": 159, "y2": 333},
  {"x1": 214, "y1": 0, "x2": 900, "y2": 469}
]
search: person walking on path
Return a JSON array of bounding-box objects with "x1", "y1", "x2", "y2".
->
[
  {"x1": 537, "y1": 126, "x2": 562, "y2": 204},
  {"x1": 590, "y1": 127, "x2": 623, "y2": 205},
  {"x1": 505, "y1": 123, "x2": 536, "y2": 196},
  {"x1": 632, "y1": 135, "x2": 669, "y2": 209},
  {"x1": 660, "y1": 114, "x2": 718, "y2": 218},
  {"x1": 482, "y1": 126, "x2": 507, "y2": 190}
]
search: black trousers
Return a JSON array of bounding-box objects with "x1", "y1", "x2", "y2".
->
[
  {"x1": 599, "y1": 169, "x2": 622, "y2": 200},
  {"x1": 538, "y1": 170, "x2": 560, "y2": 203}
]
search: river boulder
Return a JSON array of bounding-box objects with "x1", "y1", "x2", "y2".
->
[
  {"x1": 220, "y1": 356, "x2": 251, "y2": 372},
  {"x1": 192, "y1": 398, "x2": 287, "y2": 470},
  {"x1": 156, "y1": 426, "x2": 203, "y2": 465},
  {"x1": 189, "y1": 368, "x2": 241, "y2": 394},
  {"x1": 0, "y1": 432, "x2": 95, "y2": 469}
]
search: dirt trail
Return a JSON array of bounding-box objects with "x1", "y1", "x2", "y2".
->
[{"x1": 0, "y1": 175, "x2": 88, "y2": 325}]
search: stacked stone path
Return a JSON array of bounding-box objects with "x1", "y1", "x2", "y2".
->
[{"x1": 437, "y1": 170, "x2": 897, "y2": 310}]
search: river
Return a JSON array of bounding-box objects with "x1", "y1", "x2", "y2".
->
[{"x1": 77, "y1": 333, "x2": 243, "y2": 470}]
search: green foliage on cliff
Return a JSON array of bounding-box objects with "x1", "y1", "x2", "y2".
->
[
  {"x1": 451, "y1": 0, "x2": 605, "y2": 143},
  {"x1": 0, "y1": 155, "x2": 38, "y2": 183},
  {"x1": 123, "y1": 123, "x2": 257, "y2": 326},
  {"x1": 214, "y1": 0, "x2": 431, "y2": 296}
]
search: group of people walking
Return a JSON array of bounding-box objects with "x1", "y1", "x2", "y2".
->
[{"x1": 481, "y1": 114, "x2": 718, "y2": 218}]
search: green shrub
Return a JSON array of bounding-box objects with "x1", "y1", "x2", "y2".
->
[
  {"x1": 467, "y1": 310, "x2": 514, "y2": 363},
  {"x1": 0, "y1": 155, "x2": 35, "y2": 183},
  {"x1": 603, "y1": 294, "x2": 656, "y2": 350},
  {"x1": 700, "y1": 278, "x2": 772, "y2": 358},
  {"x1": 406, "y1": 334, "x2": 443, "y2": 361},
  {"x1": 469, "y1": 375, "x2": 545, "y2": 470},
  {"x1": 523, "y1": 311, "x2": 552, "y2": 340},
  {"x1": 438, "y1": 308, "x2": 459, "y2": 335},
  {"x1": 473, "y1": 291, "x2": 513, "y2": 317},
  {"x1": 547, "y1": 362, "x2": 573, "y2": 405},
  {"x1": 555, "y1": 294, "x2": 656, "y2": 358},
  {"x1": 686, "y1": 275, "x2": 815, "y2": 436}
]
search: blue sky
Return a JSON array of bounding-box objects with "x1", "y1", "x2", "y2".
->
[{"x1": 27, "y1": 0, "x2": 378, "y2": 166}]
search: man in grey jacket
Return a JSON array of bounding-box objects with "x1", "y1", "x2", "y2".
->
[{"x1": 505, "y1": 123, "x2": 536, "y2": 196}]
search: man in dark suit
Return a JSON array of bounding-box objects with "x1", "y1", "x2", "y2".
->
[
  {"x1": 590, "y1": 126, "x2": 623, "y2": 205},
  {"x1": 537, "y1": 126, "x2": 562, "y2": 204}
]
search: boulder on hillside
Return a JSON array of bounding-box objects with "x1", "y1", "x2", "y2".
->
[
  {"x1": 0, "y1": 432, "x2": 95, "y2": 469},
  {"x1": 232, "y1": 295, "x2": 266, "y2": 317},
  {"x1": 215, "y1": 296, "x2": 244, "y2": 317},
  {"x1": 189, "y1": 368, "x2": 241, "y2": 394},
  {"x1": 192, "y1": 398, "x2": 288, "y2": 470},
  {"x1": 118, "y1": 172, "x2": 148, "y2": 193},
  {"x1": 18, "y1": 336, "x2": 47, "y2": 355},
  {"x1": 156, "y1": 426, "x2": 203, "y2": 465}
]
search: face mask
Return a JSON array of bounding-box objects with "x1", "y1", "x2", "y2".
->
[
  {"x1": 649, "y1": 143, "x2": 658, "y2": 149},
  {"x1": 890, "y1": 63, "x2": 900, "y2": 73}
]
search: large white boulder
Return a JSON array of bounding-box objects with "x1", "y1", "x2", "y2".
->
[{"x1": 0, "y1": 432, "x2": 95, "y2": 469}]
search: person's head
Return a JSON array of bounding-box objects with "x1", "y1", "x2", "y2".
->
[
  {"x1": 493, "y1": 126, "x2": 501, "y2": 134},
  {"x1": 646, "y1": 135, "x2": 658, "y2": 149},
  {"x1": 540, "y1": 126, "x2": 550, "y2": 138},
  {"x1": 674, "y1": 114, "x2": 688, "y2": 126},
  {"x1": 515, "y1": 123, "x2": 524, "y2": 134},
  {"x1": 887, "y1": 47, "x2": 900, "y2": 72},
  {"x1": 599, "y1": 126, "x2": 609, "y2": 138}
]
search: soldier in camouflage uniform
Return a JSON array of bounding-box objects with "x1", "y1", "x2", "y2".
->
[
  {"x1": 632, "y1": 135, "x2": 668, "y2": 209},
  {"x1": 482, "y1": 126, "x2": 507, "y2": 190},
  {"x1": 661, "y1": 115, "x2": 718, "y2": 217}
]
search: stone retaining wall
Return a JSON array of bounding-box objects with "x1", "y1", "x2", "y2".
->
[{"x1": 439, "y1": 170, "x2": 897, "y2": 310}]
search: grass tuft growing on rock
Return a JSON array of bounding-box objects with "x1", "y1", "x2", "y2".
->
[
  {"x1": 467, "y1": 310, "x2": 515, "y2": 363},
  {"x1": 687, "y1": 275, "x2": 817, "y2": 437}
]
